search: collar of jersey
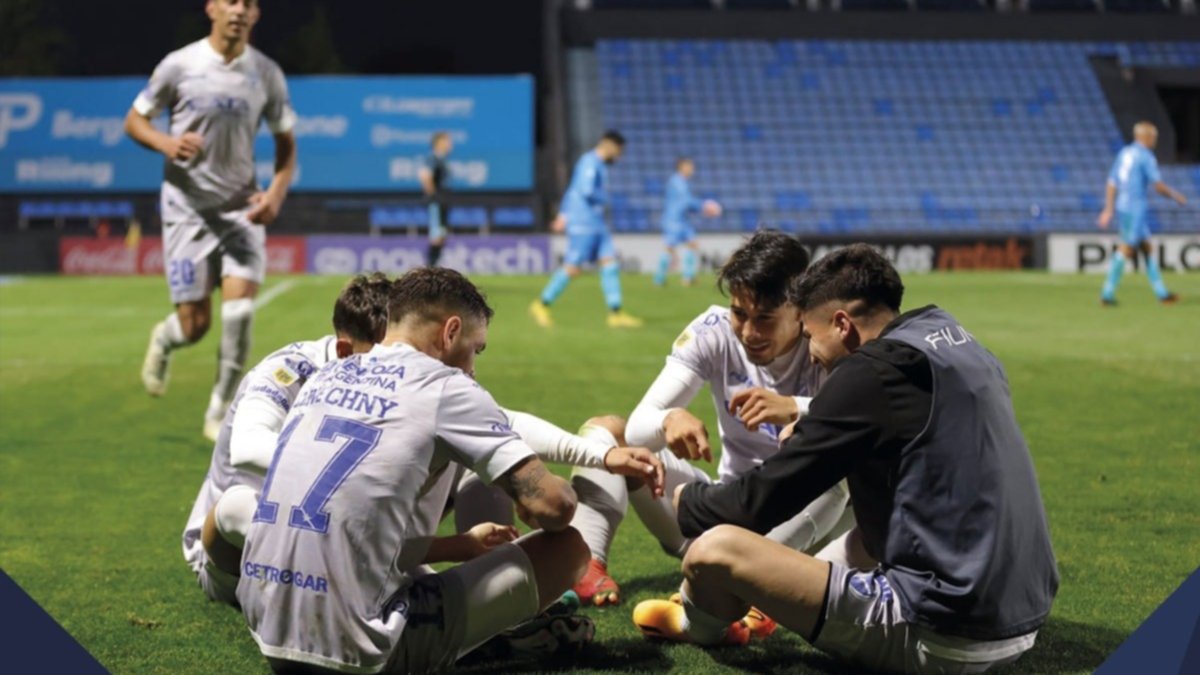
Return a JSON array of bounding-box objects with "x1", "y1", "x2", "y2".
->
[{"x1": 200, "y1": 37, "x2": 250, "y2": 68}]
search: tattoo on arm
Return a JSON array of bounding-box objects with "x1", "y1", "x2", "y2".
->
[{"x1": 501, "y1": 458, "x2": 547, "y2": 502}]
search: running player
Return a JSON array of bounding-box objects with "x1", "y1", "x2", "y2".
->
[
  {"x1": 237, "y1": 268, "x2": 659, "y2": 673},
  {"x1": 569, "y1": 231, "x2": 850, "y2": 607},
  {"x1": 184, "y1": 273, "x2": 391, "y2": 606},
  {"x1": 1097, "y1": 121, "x2": 1188, "y2": 305},
  {"x1": 530, "y1": 131, "x2": 642, "y2": 328},
  {"x1": 419, "y1": 131, "x2": 452, "y2": 267},
  {"x1": 654, "y1": 158, "x2": 721, "y2": 288},
  {"x1": 128, "y1": 0, "x2": 297, "y2": 441}
]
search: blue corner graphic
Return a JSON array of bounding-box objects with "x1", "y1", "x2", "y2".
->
[
  {"x1": 1096, "y1": 566, "x2": 1200, "y2": 675},
  {"x1": 0, "y1": 569, "x2": 107, "y2": 673}
]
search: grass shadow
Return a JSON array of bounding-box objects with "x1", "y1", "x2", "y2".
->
[
  {"x1": 454, "y1": 637, "x2": 672, "y2": 673},
  {"x1": 700, "y1": 616, "x2": 1126, "y2": 674},
  {"x1": 616, "y1": 571, "x2": 685, "y2": 598}
]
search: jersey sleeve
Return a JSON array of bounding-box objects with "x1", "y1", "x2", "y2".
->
[
  {"x1": 133, "y1": 54, "x2": 182, "y2": 117},
  {"x1": 501, "y1": 408, "x2": 611, "y2": 469},
  {"x1": 228, "y1": 356, "x2": 313, "y2": 472},
  {"x1": 665, "y1": 308, "x2": 723, "y2": 380},
  {"x1": 437, "y1": 375, "x2": 536, "y2": 484},
  {"x1": 262, "y1": 62, "x2": 297, "y2": 134}
]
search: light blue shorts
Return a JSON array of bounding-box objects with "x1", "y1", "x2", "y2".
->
[
  {"x1": 564, "y1": 230, "x2": 616, "y2": 266},
  {"x1": 664, "y1": 226, "x2": 696, "y2": 248},
  {"x1": 1117, "y1": 210, "x2": 1150, "y2": 246}
]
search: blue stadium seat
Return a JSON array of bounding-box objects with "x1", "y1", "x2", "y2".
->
[
  {"x1": 492, "y1": 207, "x2": 536, "y2": 228},
  {"x1": 590, "y1": 38, "x2": 1200, "y2": 236}
]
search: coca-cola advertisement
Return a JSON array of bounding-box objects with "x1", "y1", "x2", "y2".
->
[{"x1": 60, "y1": 237, "x2": 307, "y2": 276}]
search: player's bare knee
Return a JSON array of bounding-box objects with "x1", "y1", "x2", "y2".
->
[
  {"x1": 683, "y1": 525, "x2": 741, "y2": 580},
  {"x1": 584, "y1": 414, "x2": 628, "y2": 446}
]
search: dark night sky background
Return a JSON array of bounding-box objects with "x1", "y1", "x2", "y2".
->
[{"x1": 13, "y1": 0, "x2": 544, "y2": 79}]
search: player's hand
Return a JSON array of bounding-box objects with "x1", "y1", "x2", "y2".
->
[
  {"x1": 702, "y1": 200, "x2": 722, "y2": 218},
  {"x1": 462, "y1": 522, "x2": 520, "y2": 559},
  {"x1": 247, "y1": 191, "x2": 283, "y2": 225},
  {"x1": 729, "y1": 387, "x2": 799, "y2": 432},
  {"x1": 1175, "y1": 193, "x2": 1188, "y2": 206},
  {"x1": 603, "y1": 446, "x2": 666, "y2": 498},
  {"x1": 163, "y1": 132, "x2": 204, "y2": 162},
  {"x1": 551, "y1": 213, "x2": 567, "y2": 233},
  {"x1": 663, "y1": 408, "x2": 711, "y2": 463},
  {"x1": 1096, "y1": 208, "x2": 1113, "y2": 229}
]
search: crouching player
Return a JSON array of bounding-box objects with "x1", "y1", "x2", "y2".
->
[
  {"x1": 636, "y1": 245, "x2": 1058, "y2": 673},
  {"x1": 569, "y1": 231, "x2": 851, "y2": 612},
  {"x1": 237, "y1": 268, "x2": 663, "y2": 674},
  {"x1": 183, "y1": 273, "x2": 392, "y2": 605}
]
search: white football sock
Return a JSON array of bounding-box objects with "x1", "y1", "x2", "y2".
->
[
  {"x1": 629, "y1": 452, "x2": 707, "y2": 558},
  {"x1": 570, "y1": 467, "x2": 627, "y2": 564},
  {"x1": 680, "y1": 585, "x2": 731, "y2": 646},
  {"x1": 156, "y1": 312, "x2": 190, "y2": 351},
  {"x1": 209, "y1": 298, "x2": 254, "y2": 418},
  {"x1": 764, "y1": 480, "x2": 850, "y2": 553}
]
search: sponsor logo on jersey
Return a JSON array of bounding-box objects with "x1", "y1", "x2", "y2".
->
[
  {"x1": 273, "y1": 367, "x2": 298, "y2": 386},
  {"x1": 243, "y1": 561, "x2": 329, "y2": 593}
]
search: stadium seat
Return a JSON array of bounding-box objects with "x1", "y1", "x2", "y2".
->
[
  {"x1": 836, "y1": 0, "x2": 910, "y2": 9},
  {"x1": 591, "y1": 38, "x2": 1199, "y2": 236}
]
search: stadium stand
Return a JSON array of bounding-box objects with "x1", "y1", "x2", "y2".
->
[{"x1": 590, "y1": 39, "x2": 1200, "y2": 234}]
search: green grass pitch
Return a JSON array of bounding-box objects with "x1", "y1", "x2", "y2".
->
[{"x1": 1, "y1": 271, "x2": 1198, "y2": 674}]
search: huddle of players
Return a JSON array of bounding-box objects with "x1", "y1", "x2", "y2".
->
[{"x1": 182, "y1": 230, "x2": 1058, "y2": 675}]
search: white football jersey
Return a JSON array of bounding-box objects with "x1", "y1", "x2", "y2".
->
[
  {"x1": 237, "y1": 342, "x2": 534, "y2": 673},
  {"x1": 134, "y1": 38, "x2": 295, "y2": 214},
  {"x1": 669, "y1": 305, "x2": 825, "y2": 481},
  {"x1": 182, "y1": 336, "x2": 338, "y2": 571}
]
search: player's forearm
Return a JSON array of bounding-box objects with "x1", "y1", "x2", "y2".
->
[
  {"x1": 123, "y1": 109, "x2": 172, "y2": 156},
  {"x1": 626, "y1": 362, "x2": 705, "y2": 451},
  {"x1": 1103, "y1": 182, "x2": 1117, "y2": 211},
  {"x1": 500, "y1": 458, "x2": 577, "y2": 532},
  {"x1": 421, "y1": 534, "x2": 474, "y2": 564},
  {"x1": 501, "y1": 409, "x2": 611, "y2": 469},
  {"x1": 266, "y1": 133, "x2": 297, "y2": 200},
  {"x1": 1155, "y1": 182, "x2": 1183, "y2": 202}
]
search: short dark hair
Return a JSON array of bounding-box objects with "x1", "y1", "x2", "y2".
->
[
  {"x1": 333, "y1": 272, "x2": 392, "y2": 343},
  {"x1": 717, "y1": 230, "x2": 811, "y2": 309},
  {"x1": 602, "y1": 129, "x2": 626, "y2": 146},
  {"x1": 675, "y1": 157, "x2": 692, "y2": 171},
  {"x1": 389, "y1": 267, "x2": 494, "y2": 327},
  {"x1": 788, "y1": 243, "x2": 904, "y2": 315}
]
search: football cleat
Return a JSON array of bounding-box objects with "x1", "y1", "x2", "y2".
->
[
  {"x1": 1100, "y1": 297, "x2": 1117, "y2": 307},
  {"x1": 632, "y1": 599, "x2": 750, "y2": 646},
  {"x1": 1160, "y1": 293, "x2": 1179, "y2": 305},
  {"x1": 529, "y1": 300, "x2": 554, "y2": 328},
  {"x1": 473, "y1": 610, "x2": 595, "y2": 661},
  {"x1": 743, "y1": 606, "x2": 778, "y2": 640},
  {"x1": 573, "y1": 558, "x2": 620, "y2": 606},
  {"x1": 141, "y1": 322, "x2": 172, "y2": 397},
  {"x1": 606, "y1": 311, "x2": 644, "y2": 328}
]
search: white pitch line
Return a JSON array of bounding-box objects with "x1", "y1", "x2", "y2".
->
[{"x1": 253, "y1": 279, "x2": 299, "y2": 311}]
